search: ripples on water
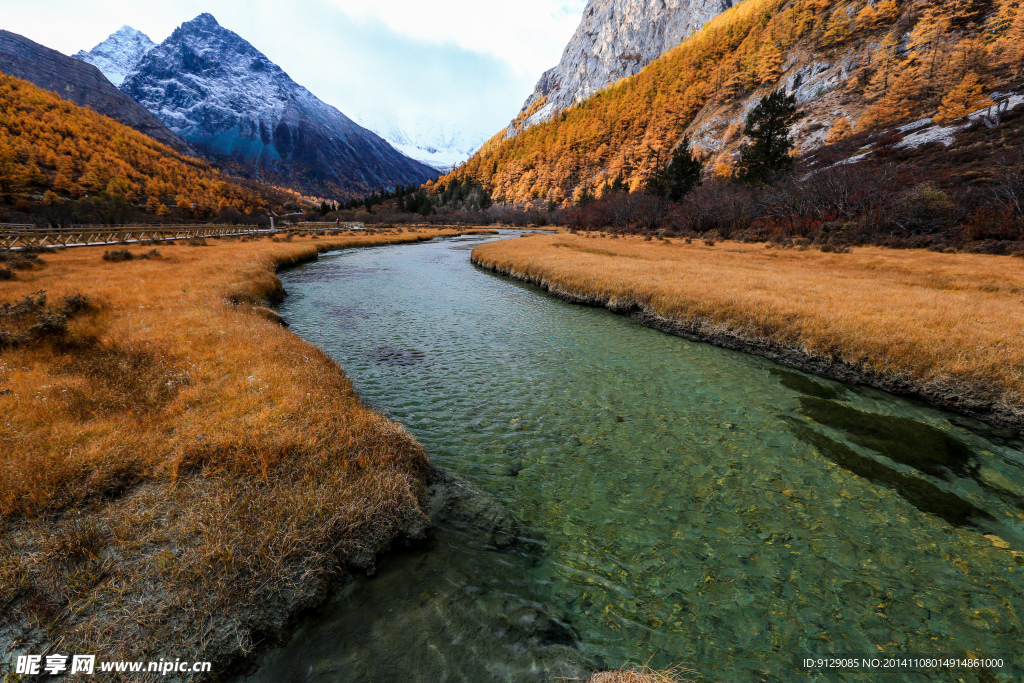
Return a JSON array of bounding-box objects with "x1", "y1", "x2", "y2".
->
[{"x1": 248, "y1": 233, "x2": 1024, "y2": 682}]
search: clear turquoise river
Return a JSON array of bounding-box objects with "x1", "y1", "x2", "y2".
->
[{"x1": 247, "y1": 233, "x2": 1024, "y2": 682}]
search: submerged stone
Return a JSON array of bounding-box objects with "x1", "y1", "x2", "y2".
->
[
  {"x1": 797, "y1": 397, "x2": 977, "y2": 480},
  {"x1": 770, "y1": 367, "x2": 844, "y2": 400},
  {"x1": 785, "y1": 418, "x2": 991, "y2": 529}
]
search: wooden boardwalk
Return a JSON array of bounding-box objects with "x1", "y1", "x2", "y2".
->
[
  {"x1": 0, "y1": 224, "x2": 268, "y2": 249},
  {"x1": 289, "y1": 222, "x2": 365, "y2": 230}
]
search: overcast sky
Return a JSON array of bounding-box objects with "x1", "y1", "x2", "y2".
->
[{"x1": 0, "y1": 0, "x2": 587, "y2": 141}]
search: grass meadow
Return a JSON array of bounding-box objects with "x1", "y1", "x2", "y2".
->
[{"x1": 0, "y1": 227, "x2": 470, "y2": 675}]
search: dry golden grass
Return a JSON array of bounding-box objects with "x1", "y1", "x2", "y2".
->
[
  {"x1": 587, "y1": 665, "x2": 694, "y2": 683},
  {"x1": 0, "y1": 228, "x2": 467, "y2": 677},
  {"x1": 473, "y1": 234, "x2": 1024, "y2": 429}
]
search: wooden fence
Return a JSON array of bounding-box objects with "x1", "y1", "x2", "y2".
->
[
  {"x1": 285, "y1": 222, "x2": 365, "y2": 231},
  {"x1": 0, "y1": 224, "x2": 268, "y2": 250}
]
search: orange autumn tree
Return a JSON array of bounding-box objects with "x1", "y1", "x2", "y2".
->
[
  {"x1": 990, "y1": 0, "x2": 1024, "y2": 77},
  {"x1": 859, "y1": 71, "x2": 923, "y2": 130},
  {"x1": 935, "y1": 72, "x2": 993, "y2": 122},
  {"x1": 437, "y1": 0, "x2": 816, "y2": 205},
  {"x1": 825, "y1": 116, "x2": 853, "y2": 143}
]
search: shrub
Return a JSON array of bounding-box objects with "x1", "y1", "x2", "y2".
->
[
  {"x1": 892, "y1": 184, "x2": 957, "y2": 235},
  {"x1": 0, "y1": 292, "x2": 93, "y2": 349},
  {"x1": 820, "y1": 243, "x2": 852, "y2": 253},
  {"x1": 103, "y1": 249, "x2": 134, "y2": 262},
  {"x1": 105, "y1": 249, "x2": 159, "y2": 262},
  {"x1": 669, "y1": 181, "x2": 759, "y2": 236},
  {"x1": 0, "y1": 267, "x2": 12, "y2": 281},
  {"x1": 0, "y1": 249, "x2": 45, "y2": 271},
  {"x1": 188, "y1": 237, "x2": 209, "y2": 246}
]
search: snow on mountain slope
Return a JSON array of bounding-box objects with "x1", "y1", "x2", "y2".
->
[
  {"x1": 120, "y1": 14, "x2": 437, "y2": 198},
  {"x1": 74, "y1": 26, "x2": 155, "y2": 87},
  {"x1": 357, "y1": 113, "x2": 487, "y2": 172}
]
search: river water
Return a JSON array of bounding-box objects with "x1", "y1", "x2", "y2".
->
[{"x1": 249, "y1": 233, "x2": 1024, "y2": 682}]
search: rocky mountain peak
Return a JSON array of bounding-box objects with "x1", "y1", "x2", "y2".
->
[
  {"x1": 189, "y1": 13, "x2": 221, "y2": 29},
  {"x1": 121, "y1": 14, "x2": 437, "y2": 197},
  {"x1": 73, "y1": 25, "x2": 155, "y2": 87},
  {"x1": 507, "y1": 0, "x2": 733, "y2": 137}
]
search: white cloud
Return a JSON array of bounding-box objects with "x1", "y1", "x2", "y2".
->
[
  {"x1": 0, "y1": 0, "x2": 588, "y2": 148},
  {"x1": 325, "y1": 0, "x2": 586, "y2": 76}
]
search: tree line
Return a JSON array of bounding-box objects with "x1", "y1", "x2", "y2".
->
[{"x1": 0, "y1": 73, "x2": 271, "y2": 224}]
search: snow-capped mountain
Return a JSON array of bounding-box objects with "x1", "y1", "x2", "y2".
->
[
  {"x1": 74, "y1": 26, "x2": 155, "y2": 87},
  {"x1": 357, "y1": 113, "x2": 487, "y2": 172},
  {"x1": 121, "y1": 14, "x2": 437, "y2": 198}
]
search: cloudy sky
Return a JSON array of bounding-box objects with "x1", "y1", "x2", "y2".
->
[{"x1": 0, "y1": 0, "x2": 587, "y2": 143}]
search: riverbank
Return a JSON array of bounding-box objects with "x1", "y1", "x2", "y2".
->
[
  {"x1": 471, "y1": 233, "x2": 1024, "y2": 433},
  {"x1": 0, "y1": 228, "x2": 480, "y2": 680}
]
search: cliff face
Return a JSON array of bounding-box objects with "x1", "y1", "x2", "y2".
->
[
  {"x1": 0, "y1": 30, "x2": 191, "y2": 154},
  {"x1": 507, "y1": 0, "x2": 733, "y2": 136},
  {"x1": 121, "y1": 14, "x2": 438, "y2": 198},
  {"x1": 442, "y1": 0, "x2": 1024, "y2": 208}
]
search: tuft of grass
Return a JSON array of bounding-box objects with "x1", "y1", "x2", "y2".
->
[
  {"x1": 102, "y1": 249, "x2": 133, "y2": 262},
  {"x1": 0, "y1": 248, "x2": 46, "y2": 271},
  {"x1": 48, "y1": 521, "x2": 106, "y2": 568},
  {"x1": 0, "y1": 291, "x2": 95, "y2": 350},
  {"x1": 102, "y1": 249, "x2": 162, "y2": 263},
  {"x1": 473, "y1": 233, "x2": 1024, "y2": 429},
  {"x1": 587, "y1": 665, "x2": 695, "y2": 683}
]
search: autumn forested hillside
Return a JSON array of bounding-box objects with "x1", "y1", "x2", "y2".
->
[
  {"x1": 436, "y1": 0, "x2": 1024, "y2": 206},
  {"x1": 0, "y1": 73, "x2": 278, "y2": 224}
]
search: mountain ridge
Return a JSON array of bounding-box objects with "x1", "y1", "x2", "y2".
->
[
  {"x1": 441, "y1": 0, "x2": 1024, "y2": 206},
  {"x1": 121, "y1": 14, "x2": 438, "y2": 199},
  {"x1": 357, "y1": 113, "x2": 487, "y2": 171},
  {"x1": 0, "y1": 29, "x2": 191, "y2": 154}
]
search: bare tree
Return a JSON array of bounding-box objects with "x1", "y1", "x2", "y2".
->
[
  {"x1": 990, "y1": 146, "x2": 1024, "y2": 219},
  {"x1": 983, "y1": 97, "x2": 1011, "y2": 129}
]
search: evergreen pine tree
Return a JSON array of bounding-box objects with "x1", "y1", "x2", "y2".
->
[
  {"x1": 477, "y1": 183, "x2": 493, "y2": 209},
  {"x1": 577, "y1": 186, "x2": 595, "y2": 206},
  {"x1": 647, "y1": 139, "x2": 703, "y2": 200},
  {"x1": 737, "y1": 89, "x2": 804, "y2": 183}
]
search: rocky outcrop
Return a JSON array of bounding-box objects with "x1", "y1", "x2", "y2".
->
[
  {"x1": 121, "y1": 14, "x2": 438, "y2": 198},
  {"x1": 74, "y1": 25, "x2": 156, "y2": 87},
  {"x1": 507, "y1": 0, "x2": 733, "y2": 137},
  {"x1": 0, "y1": 30, "x2": 191, "y2": 154}
]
